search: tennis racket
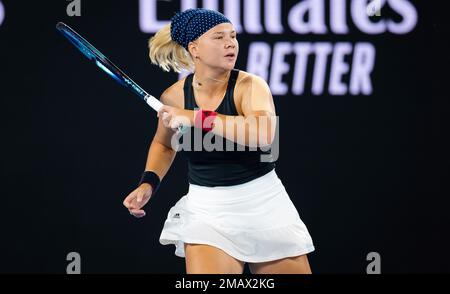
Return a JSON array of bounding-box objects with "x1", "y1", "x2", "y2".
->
[{"x1": 56, "y1": 22, "x2": 188, "y2": 134}]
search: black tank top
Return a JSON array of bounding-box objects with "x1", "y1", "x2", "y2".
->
[{"x1": 180, "y1": 69, "x2": 276, "y2": 187}]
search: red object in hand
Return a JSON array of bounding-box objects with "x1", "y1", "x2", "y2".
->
[{"x1": 195, "y1": 109, "x2": 218, "y2": 132}]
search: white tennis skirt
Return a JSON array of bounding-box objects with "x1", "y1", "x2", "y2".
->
[{"x1": 159, "y1": 169, "x2": 315, "y2": 263}]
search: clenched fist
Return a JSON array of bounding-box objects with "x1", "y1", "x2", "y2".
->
[{"x1": 158, "y1": 105, "x2": 194, "y2": 132}]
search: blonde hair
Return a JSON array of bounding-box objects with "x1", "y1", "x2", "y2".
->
[{"x1": 148, "y1": 24, "x2": 194, "y2": 73}]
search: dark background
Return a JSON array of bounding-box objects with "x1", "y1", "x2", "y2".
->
[{"x1": 0, "y1": 0, "x2": 449, "y2": 273}]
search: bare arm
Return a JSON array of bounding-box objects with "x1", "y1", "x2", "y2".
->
[
  {"x1": 157, "y1": 74, "x2": 276, "y2": 148},
  {"x1": 123, "y1": 85, "x2": 182, "y2": 218},
  {"x1": 143, "y1": 89, "x2": 181, "y2": 180},
  {"x1": 210, "y1": 75, "x2": 276, "y2": 147}
]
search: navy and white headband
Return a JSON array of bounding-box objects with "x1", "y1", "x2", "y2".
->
[{"x1": 170, "y1": 8, "x2": 232, "y2": 50}]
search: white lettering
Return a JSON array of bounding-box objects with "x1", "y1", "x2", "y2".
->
[
  {"x1": 329, "y1": 42, "x2": 352, "y2": 95},
  {"x1": 245, "y1": 0, "x2": 263, "y2": 34},
  {"x1": 312, "y1": 43, "x2": 333, "y2": 95},
  {"x1": 247, "y1": 42, "x2": 376, "y2": 96},
  {"x1": 137, "y1": 0, "x2": 416, "y2": 98},
  {"x1": 352, "y1": 0, "x2": 387, "y2": 34},
  {"x1": 331, "y1": 0, "x2": 349, "y2": 34},
  {"x1": 270, "y1": 42, "x2": 292, "y2": 95},
  {"x1": 181, "y1": 0, "x2": 196, "y2": 11},
  {"x1": 203, "y1": 0, "x2": 219, "y2": 11},
  {"x1": 247, "y1": 42, "x2": 272, "y2": 82},
  {"x1": 175, "y1": 278, "x2": 210, "y2": 291},
  {"x1": 265, "y1": 0, "x2": 284, "y2": 34},
  {"x1": 139, "y1": 0, "x2": 417, "y2": 35},
  {"x1": 292, "y1": 43, "x2": 313, "y2": 95},
  {"x1": 139, "y1": 0, "x2": 168, "y2": 33},
  {"x1": 289, "y1": 0, "x2": 327, "y2": 34},
  {"x1": 350, "y1": 43, "x2": 375, "y2": 95},
  {"x1": 387, "y1": 0, "x2": 418, "y2": 34},
  {"x1": 224, "y1": 0, "x2": 243, "y2": 33}
]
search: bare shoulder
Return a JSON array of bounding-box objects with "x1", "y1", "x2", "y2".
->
[
  {"x1": 159, "y1": 76, "x2": 187, "y2": 108},
  {"x1": 234, "y1": 69, "x2": 275, "y2": 115},
  {"x1": 235, "y1": 70, "x2": 271, "y2": 93}
]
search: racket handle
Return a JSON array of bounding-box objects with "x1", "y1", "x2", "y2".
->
[
  {"x1": 144, "y1": 94, "x2": 189, "y2": 134},
  {"x1": 144, "y1": 94, "x2": 163, "y2": 112}
]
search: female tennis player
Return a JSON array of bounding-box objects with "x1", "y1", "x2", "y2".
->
[{"x1": 123, "y1": 8, "x2": 315, "y2": 274}]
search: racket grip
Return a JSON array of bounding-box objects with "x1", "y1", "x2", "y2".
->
[{"x1": 145, "y1": 94, "x2": 163, "y2": 112}]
